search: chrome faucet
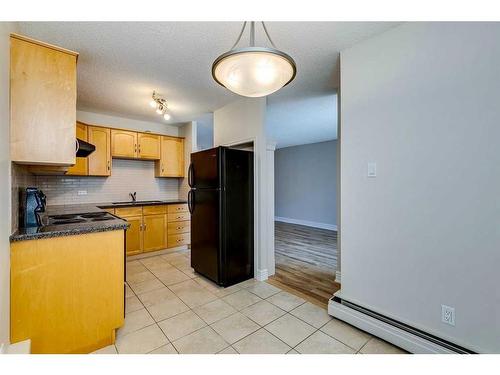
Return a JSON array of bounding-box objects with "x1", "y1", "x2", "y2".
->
[{"x1": 130, "y1": 192, "x2": 137, "y2": 202}]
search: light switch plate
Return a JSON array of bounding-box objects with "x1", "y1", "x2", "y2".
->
[{"x1": 367, "y1": 162, "x2": 377, "y2": 177}]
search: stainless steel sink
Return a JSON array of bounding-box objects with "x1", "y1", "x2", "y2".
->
[{"x1": 111, "y1": 200, "x2": 163, "y2": 205}]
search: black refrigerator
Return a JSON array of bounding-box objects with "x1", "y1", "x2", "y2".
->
[{"x1": 188, "y1": 146, "x2": 254, "y2": 287}]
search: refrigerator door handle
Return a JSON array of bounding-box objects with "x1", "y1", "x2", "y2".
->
[
  {"x1": 188, "y1": 189, "x2": 195, "y2": 214},
  {"x1": 188, "y1": 163, "x2": 194, "y2": 188}
]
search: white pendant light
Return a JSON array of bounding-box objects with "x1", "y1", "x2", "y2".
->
[{"x1": 212, "y1": 22, "x2": 296, "y2": 98}]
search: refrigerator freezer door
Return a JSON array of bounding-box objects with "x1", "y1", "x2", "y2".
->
[
  {"x1": 190, "y1": 147, "x2": 220, "y2": 189},
  {"x1": 190, "y1": 188, "x2": 221, "y2": 284}
]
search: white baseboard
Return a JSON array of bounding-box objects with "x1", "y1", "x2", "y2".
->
[
  {"x1": 328, "y1": 295, "x2": 457, "y2": 354},
  {"x1": 2, "y1": 339, "x2": 31, "y2": 354},
  {"x1": 255, "y1": 269, "x2": 268, "y2": 281},
  {"x1": 335, "y1": 271, "x2": 341, "y2": 284},
  {"x1": 275, "y1": 216, "x2": 337, "y2": 231}
]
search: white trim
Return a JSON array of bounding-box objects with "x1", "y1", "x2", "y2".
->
[
  {"x1": 266, "y1": 141, "x2": 277, "y2": 151},
  {"x1": 2, "y1": 339, "x2": 31, "y2": 354},
  {"x1": 255, "y1": 269, "x2": 268, "y2": 281},
  {"x1": 335, "y1": 271, "x2": 341, "y2": 284},
  {"x1": 328, "y1": 296, "x2": 457, "y2": 354},
  {"x1": 275, "y1": 216, "x2": 337, "y2": 231}
]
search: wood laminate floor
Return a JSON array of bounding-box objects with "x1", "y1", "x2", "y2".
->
[{"x1": 268, "y1": 222, "x2": 340, "y2": 307}]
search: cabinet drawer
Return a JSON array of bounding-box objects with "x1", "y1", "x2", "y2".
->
[
  {"x1": 168, "y1": 233, "x2": 190, "y2": 248},
  {"x1": 143, "y1": 205, "x2": 166, "y2": 215},
  {"x1": 167, "y1": 212, "x2": 190, "y2": 222},
  {"x1": 115, "y1": 206, "x2": 142, "y2": 217},
  {"x1": 167, "y1": 204, "x2": 188, "y2": 214},
  {"x1": 167, "y1": 221, "x2": 190, "y2": 235}
]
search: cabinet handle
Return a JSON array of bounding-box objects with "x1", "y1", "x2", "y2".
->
[
  {"x1": 107, "y1": 160, "x2": 110, "y2": 171},
  {"x1": 143, "y1": 224, "x2": 147, "y2": 230},
  {"x1": 134, "y1": 144, "x2": 137, "y2": 153},
  {"x1": 161, "y1": 163, "x2": 164, "y2": 173}
]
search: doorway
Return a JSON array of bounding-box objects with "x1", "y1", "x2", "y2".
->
[{"x1": 268, "y1": 140, "x2": 340, "y2": 307}]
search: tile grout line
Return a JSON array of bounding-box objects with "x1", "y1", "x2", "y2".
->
[{"x1": 126, "y1": 253, "x2": 353, "y2": 354}]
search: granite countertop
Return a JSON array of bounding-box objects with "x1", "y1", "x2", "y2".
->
[{"x1": 10, "y1": 199, "x2": 187, "y2": 243}]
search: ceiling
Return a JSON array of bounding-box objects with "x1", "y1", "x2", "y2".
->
[{"x1": 18, "y1": 22, "x2": 399, "y2": 146}]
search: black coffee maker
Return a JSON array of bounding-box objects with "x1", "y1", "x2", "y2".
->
[{"x1": 19, "y1": 187, "x2": 47, "y2": 227}]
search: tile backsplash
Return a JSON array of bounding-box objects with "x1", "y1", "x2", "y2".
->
[{"x1": 36, "y1": 159, "x2": 180, "y2": 206}]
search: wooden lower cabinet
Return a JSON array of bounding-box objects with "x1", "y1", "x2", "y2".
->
[
  {"x1": 124, "y1": 215, "x2": 143, "y2": 256},
  {"x1": 114, "y1": 203, "x2": 190, "y2": 257},
  {"x1": 168, "y1": 232, "x2": 191, "y2": 248},
  {"x1": 10, "y1": 230, "x2": 124, "y2": 354},
  {"x1": 143, "y1": 214, "x2": 166, "y2": 252}
]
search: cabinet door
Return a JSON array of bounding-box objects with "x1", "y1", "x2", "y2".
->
[
  {"x1": 157, "y1": 136, "x2": 184, "y2": 177},
  {"x1": 143, "y1": 214, "x2": 166, "y2": 252},
  {"x1": 66, "y1": 122, "x2": 88, "y2": 176},
  {"x1": 88, "y1": 126, "x2": 111, "y2": 176},
  {"x1": 111, "y1": 130, "x2": 137, "y2": 158},
  {"x1": 10, "y1": 35, "x2": 77, "y2": 166},
  {"x1": 124, "y1": 215, "x2": 143, "y2": 256},
  {"x1": 138, "y1": 133, "x2": 160, "y2": 160}
]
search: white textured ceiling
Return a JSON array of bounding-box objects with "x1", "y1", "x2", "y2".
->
[{"x1": 18, "y1": 22, "x2": 398, "y2": 145}]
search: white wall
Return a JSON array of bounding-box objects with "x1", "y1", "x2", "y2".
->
[
  {"x1": 178, "y1": 121, "x2": 197, "y2": 200},
  {"x1": 77, "y1": 110, "x2": 180, "y2": 137},
  {"x1": 275, "y1": 140, "x2": 337, "y2": 229},
  {"x1": 196, "y1": 113, "x2": 213, "y2": 151},
  {"x1": 214, "y1": 97, "x2": 275, "y2": 279},
  {"x1": 340, "y1": 22, "x2": 500, "y2": 353},
  {"x1": 0, "y1": 21, "x2": 19, "y2": 349}
]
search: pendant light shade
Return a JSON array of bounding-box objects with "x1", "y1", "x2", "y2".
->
[{"x1": 212, "y1": 22, "x2": 296, "y2": 97}]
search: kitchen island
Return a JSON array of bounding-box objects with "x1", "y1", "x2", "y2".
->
[{"x1": 10, "y1": 205, "x2": 129, "y2": 354}]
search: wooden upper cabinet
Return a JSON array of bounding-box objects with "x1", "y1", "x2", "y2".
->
[
  {"x1": 155, "y1": 136, "x2": 185, "y2": 177},
  {"x1": 66, "y1": 122, "x2": 88, "y2": 176},
  {"x1": 10, "y1": 34, "x2": 78, "y2": 166},
  {"x1": 138, "y1": 133, "x2": 160, "y2": 160},
  {"x1": 111, "y1": 130, "x2": 137, "y2": 159},
  {"x1": 88, "y1": 126, "x2": 111, "y2": 176}
]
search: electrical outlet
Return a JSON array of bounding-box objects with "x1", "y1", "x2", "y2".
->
[
  {"x1": 77, "y1": 190, "x2": 87, "y2": 196},
  {"x1": 441, "y1": 305, "x2": 455, "y2": 326}
]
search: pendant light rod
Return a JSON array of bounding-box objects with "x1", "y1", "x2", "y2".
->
[
  {"x1": 250, "y1": 21, "x2": 255, "y2": 47},
  {"x1": 230, "y1": 21, "x2": 247, "y2": 50},
  {"x1": 261, "y1": 22, "x2": 277, "y2": 49},
  {"x1": 229, "y1": 21, "x2": 278, "y2": 50}
]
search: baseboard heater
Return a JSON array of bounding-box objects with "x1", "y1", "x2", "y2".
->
[{"x1": 328, "y1": 295, "x2": 475, "y2": 354}]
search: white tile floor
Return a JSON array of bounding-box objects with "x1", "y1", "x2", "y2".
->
[{"x1": 92, "y1": 250, "x2": 407, "y2": 354}]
